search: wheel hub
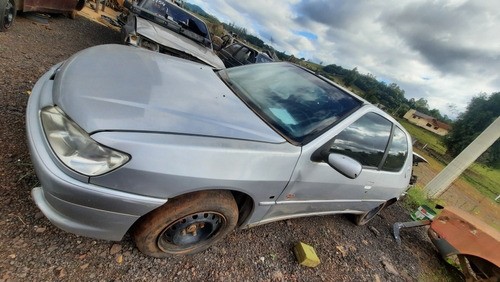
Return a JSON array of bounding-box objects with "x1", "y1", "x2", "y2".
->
[{"x1": 157, "y1": 212, "x2": 225, "y2": 252}]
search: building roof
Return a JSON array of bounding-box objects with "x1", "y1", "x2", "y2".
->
[{"x1": 412, "y1": 110, "x2": 451, "y2": 131}]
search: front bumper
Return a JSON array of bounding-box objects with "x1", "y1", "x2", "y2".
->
[{"x1": 26, "y1": 64, "x2": 167, "y2": 241}]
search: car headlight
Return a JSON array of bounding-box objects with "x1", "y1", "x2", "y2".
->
[
  {"x1": 40, "y1": 106, "x2": 130, "y2": 176},
  {"x1": 127, "y1": 34, "x2": 160, "y2": 52},
  {"x1": 139, "y1": 37, "x2": 160, "y2": 52}
]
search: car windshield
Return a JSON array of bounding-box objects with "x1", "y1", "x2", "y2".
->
[
  {"x1": 140, "y1": 0, "x2": 209, "y2": 39},
  {"x1": 255, "y1": 53, "x2": 273, "y2": 63},
  {"x1": 220, "y1": 63, "x2": 362, "y2": 144}
]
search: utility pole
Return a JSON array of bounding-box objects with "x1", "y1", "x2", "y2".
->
[{"x1": 426, "y1": 117, "x2": 500, "y2": 198}]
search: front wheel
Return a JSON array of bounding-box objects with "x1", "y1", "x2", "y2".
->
[
  {"x1": 133, "y1": 190, "x2": 238, "y2": 257},
  {"x1": 354, "y1": 202, "x2": 386, "y2": 226},
  {"x1": 0, "y1": 0, "x2": 16, "y2": 32}
]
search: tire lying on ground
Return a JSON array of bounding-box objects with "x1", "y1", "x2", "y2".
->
[
  {"x1": 0, "y1": 0, "x2": 16, "y2": 32},
  {"x1": 353, "y1": 201, "x2": 386, "y2": 226},
  {"x1": 133, "y1": 190, "x2": 239, "y2": 257}
]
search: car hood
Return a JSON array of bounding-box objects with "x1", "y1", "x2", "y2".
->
[
  {"x1": 52, "y1": 44, "x2": 285, "y2": 144},
  {"x1": 135, "y1": 16, "x2": 225, "y2": 69}
]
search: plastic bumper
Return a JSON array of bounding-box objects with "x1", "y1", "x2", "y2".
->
[{"x1": 26, "y1": 65, "x2": 167, "y2": 241}]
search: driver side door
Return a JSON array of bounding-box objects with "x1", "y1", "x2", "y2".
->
[{"x1": 263, "y1": 110, "x2": 410, "y2": 220}]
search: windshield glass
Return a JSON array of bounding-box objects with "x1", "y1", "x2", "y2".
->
[
  {"x1": 221, "y1": 63, "x2": 362, "y2": 143},
  {"x1": 140, "y1": 0, "x2": 209, "y2": 39},
  {"x1": 255, "y1": 53, "x2": 273, "y2": 63}
]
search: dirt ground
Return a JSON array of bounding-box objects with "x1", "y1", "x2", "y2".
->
[{"x1": 0, "y1": 14, "x2": 464, "y2": 281}]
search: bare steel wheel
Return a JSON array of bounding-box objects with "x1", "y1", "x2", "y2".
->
[
  {"x1": 354, "y1": 202, "x2": 386, "y2": 226},
  {"x1": 133, "y1": 190, "x2": 238, "y2": 257},
  {"x1": 157, "y1": 211, "x2": 226, "y2": 252},
  {"x1": 0, "y1": 0, "x2": 16, "y2": 32}
]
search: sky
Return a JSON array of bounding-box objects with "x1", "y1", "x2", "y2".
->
[{"x1": 188, "y1": 0, "x2": 500, "y2": 119}]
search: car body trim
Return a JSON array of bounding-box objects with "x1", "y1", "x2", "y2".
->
[
  {"x1": 259, "y1": 199, "x2": 384, "y2": 206},
  {"x1": 245, "y1": 209, "x2": 363, "y2": 228}
]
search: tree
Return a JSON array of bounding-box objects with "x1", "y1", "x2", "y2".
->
[
  {"x1": 444, "y1": 92, "x2": 500, "y2": 167},
  {"x1": 415, "y1": 98, "x2": 429, "y2": 111},
  {"x1": 343, "y1": 67, "x2": 359, "y2": 86}
]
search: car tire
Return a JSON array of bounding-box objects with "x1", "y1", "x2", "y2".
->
[
  {"x1": 0, "y1": 0, "x2": 16, "y2": 32},
  {"x1": 354, "y1": 202, "x2": 386, "y2": 226},
  {"x1": 68, "y1": 10, "x2": 77, "y2": 20},
  {"x1": 132, "y1": 190, "x2": 238, "y2": 257}
]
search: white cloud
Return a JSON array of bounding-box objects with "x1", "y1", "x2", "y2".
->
[{"x1": 189, "y1": 0, "x2": 500, "y2": 118}]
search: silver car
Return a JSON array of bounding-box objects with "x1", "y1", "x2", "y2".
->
[
  {"x1": 27, "y1": 44, "x2": 416, "y2": 258},
  {"x1": 119, "y1": 0, "x2": 224, "y2": 69}
]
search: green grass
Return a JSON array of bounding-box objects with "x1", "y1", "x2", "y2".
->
[
  {"x1": 463, "y1": 163, "x2": 500, "y2": 200},
  {"x1": 398, "y1": 118, "x2": 447, "y2": 155},
  {"x1": 404, "y1": 184, "x2": 445, "y2": 211}
]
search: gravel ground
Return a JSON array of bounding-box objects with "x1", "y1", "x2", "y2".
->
[{"x1": 0, "y1": 14, "x2": 463, "y2": 281}]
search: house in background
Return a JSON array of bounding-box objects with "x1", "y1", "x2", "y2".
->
[{"x1": 403, "y1": 109, "x2": 451, "y2": 136}]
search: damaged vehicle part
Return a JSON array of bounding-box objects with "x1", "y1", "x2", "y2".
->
[
  {"x1": 28, "y1": 45, "x2": 416, "y2": 257},
  {"x1": 0, "y1": 0, "x2": 84, "y2": 31},
  {"x1": 217, "y1": 42, "x2": 274, "y2": 68},
  {"x1": 119, "y1": 0, "x2": 224, "y2": 68},
  {"x1": 393, "y1": 206, "x2": 500, "y2": 280}
]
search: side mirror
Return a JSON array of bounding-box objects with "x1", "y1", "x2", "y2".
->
[
  {"x1": 327, "y1": 153, "x2": 362, "y2": 179},
  {"x1": 123, "y1": 0, "x2": 132, "y2": 9}
]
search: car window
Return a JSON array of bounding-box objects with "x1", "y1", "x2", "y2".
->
[
  {"x1": 255, "y1": 53, "x2": 273, "y2": 63},
  {"x1": 141, "y1": 0, "x2": 209, "y2": 38},
  {"x1": 234, "y1": 47, "x2": 251, "y2": 62},
  {"x1": 220, "y1": 63, "x2": 362, "y2": 144},
  {"x1": 226, "y1": 43, "x2": 242, "y2": 54},
  {"x1": 330, "y1": 113, "x2": 392, "y2": 168},
  {"x1": 381, "y1": 126, "x2": 408, "y2": 172}
]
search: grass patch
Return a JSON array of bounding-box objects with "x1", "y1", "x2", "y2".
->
[
  {"x1": 463, "y1": 163, "x2": 500, "y2": 200},
  {"x1": 404, "y1": 184, "x2": 445, "y2": 211},
  {"x1": 398, "y1": 118, "x2": 447, "y2": 155}
]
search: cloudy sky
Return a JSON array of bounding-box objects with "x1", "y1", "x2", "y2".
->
[{"x1": 189, "y1": 0, "x2": 499, "y2": 118}]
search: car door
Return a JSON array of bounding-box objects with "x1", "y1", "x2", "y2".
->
[{"x1": 262, "y1": 109, "x2": 411, "y2": 221}]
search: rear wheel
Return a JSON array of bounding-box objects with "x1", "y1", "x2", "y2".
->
[
  {"x1": 458, "y1": 255, "x2": 500, "y2": 281},
  {"x1": 133, "y1": 190, "x2": 238, "y2": 257},
  {"x1": 354, "y1": 202, "x2": 386, "y2": 226},
  {"x1": 0, "y1": 0, "x2": 16, "y2": 32},
  {"x1": 68, "y1": 10, "x2": 78, "y2": 20}
]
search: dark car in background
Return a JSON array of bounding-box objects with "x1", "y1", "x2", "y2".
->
[
  {"x1": 218, "y1": 41, "x2": 274, "y2": 68},
  {"x1": 0, "y1": 0, "x2": 85, "y2": 31},
  {"x1": 119, "y1": 0, "x2": 224, "y2": 68}
]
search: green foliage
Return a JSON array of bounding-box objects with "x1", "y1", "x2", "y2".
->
[
  {"x1": 404, "y1": 185, "x2": 439, "y2": 210},
  {"x1": 323, "y1": 64, "x2": 348, "y2": 76},
  {"x1": 343, "y1": 67, "x2": 359, "y2": 86},
  {"x1": 463, "y1": 163, "x2": 500, "y2": 200},
  {"x1": 444, "y1": 92, "x2": 500, "y2": 167}
]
